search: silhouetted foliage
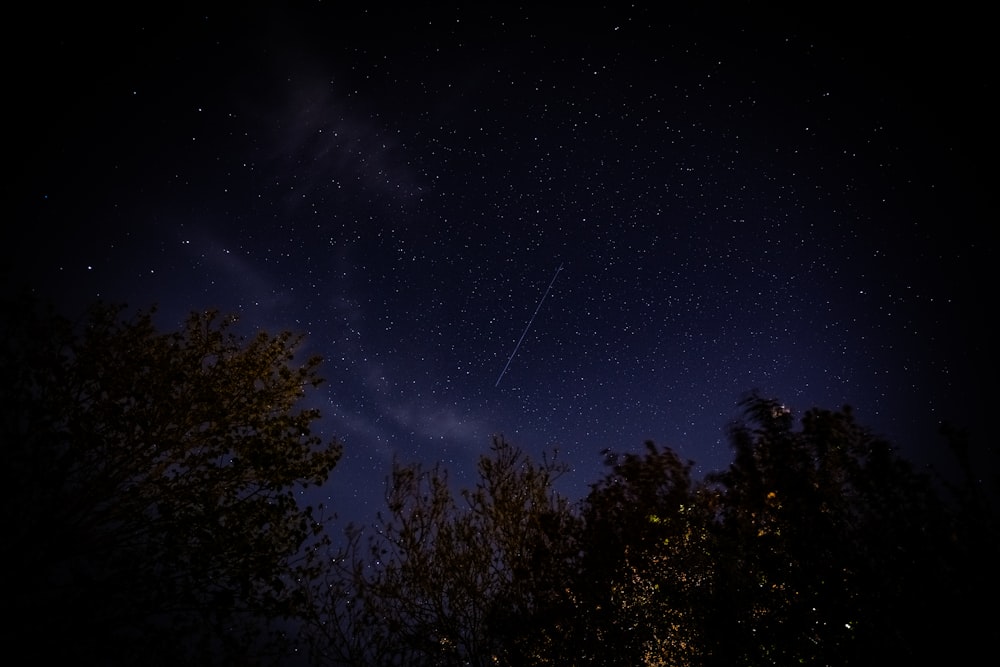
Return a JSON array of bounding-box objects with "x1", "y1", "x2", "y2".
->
[
  {"x1": 4, "y1": 293, "x2": 993, "y2": 665},
  {"x1": 304, "y1": 436, "x2": 578, "y2": 666},
  {"x1": 306, "y1": 393, "x2": 995, "y2": 666},
  {"x1": 563, "y1": 441, "x2": 707, "y2": 665},
  {"x1": 0, "y1": 295, "x2": 342, "y2": 665},
  {"x1": 702, "y1": 393, "x2": 996, "y2": 665}
]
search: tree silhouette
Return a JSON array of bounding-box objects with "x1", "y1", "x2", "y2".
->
[
  {"x1": 566, "y1": 441, "x2": 707, "y2": 666},
  {"x1": 300, "y1": 391, "x2": 995, "y2": 666},
  {"x1": 0, "y1": 296, "x2": 342, "y2": 665},
  {"x1": 703, "y1": 392, "x2": 996, "y2": 665},
  {"x1": 305, "y1": 436, "x2": 577, "y2": 666},
  {"x1": 7, "y1": 294, "x2": 991, "y2": 665}
]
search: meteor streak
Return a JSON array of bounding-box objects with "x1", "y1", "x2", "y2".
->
[{"x1": 495, "y1": 263, "x2": 563, "y2": 387}]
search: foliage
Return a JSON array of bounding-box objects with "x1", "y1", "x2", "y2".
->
[
  {"x1": 4, "y1": 292, "x2": 992, "y2": 665},
  {"x1": 703, "y1": 393, "x2": 995, "y2": 665},
  {"x1": 305, "y1": 436, "x2": 578, "y2": 666},
  {"x1": 0, "y1": 295, "x2": 342, "y2": 665},
  {"x1": 566, "y1": 441, "x2": 708, "y2": 666},
  {"x1": 306, "y1": 393, "x2": 995, "y2": 666}
]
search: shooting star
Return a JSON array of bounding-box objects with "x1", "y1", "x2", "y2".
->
[{"x1": 495, "y1": 263, "x2": 564, "y2": 387}]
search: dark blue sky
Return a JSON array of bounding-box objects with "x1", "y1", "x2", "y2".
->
[{"x1": 7, "y1": 6, "x2": 988, "y2": 526}]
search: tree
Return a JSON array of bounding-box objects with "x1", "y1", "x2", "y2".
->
[
  {"x1": 0, "y1": 295, "x2": 342, "y2": 665},
  {"x1": 562, "y1": 394, "x2": 997, "y2": 666},
  {"x1": 569, "y1": 441, "x2": 710, "y2": 667},
  {"x1": 305, "y1": 436, "x2": 578, "y2": 666},
  {"x1": 702, "y1": 392, "x2": 994, "y2": 665}
]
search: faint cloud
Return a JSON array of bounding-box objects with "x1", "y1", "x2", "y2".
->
[
  {"x1": 252, "y1": 75, "x2": 428, "y2": 210},
  {"x1": 388, "y1": 401, "x2": 492, "y2": 445}
]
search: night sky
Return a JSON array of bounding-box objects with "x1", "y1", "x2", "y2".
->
[{"x1": 7, "y1": 6, "x2": 989, "y2": 526}]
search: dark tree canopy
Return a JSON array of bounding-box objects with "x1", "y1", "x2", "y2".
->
[
  {"x1": 2, "y1": 295, "x2": 994, "y2": 666},
  {"x1": 0, "y1": 295, "x2": 342, "y2": 665},
  {"x1": 565, "y1": 442, "x2": 706, "y2": 665},
  {"x1": 305, "y1": 436, "x2": 579, "y2": 666},
  {"x1": 304, "y1": 394, "x2": 996, "y2": 667}
]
